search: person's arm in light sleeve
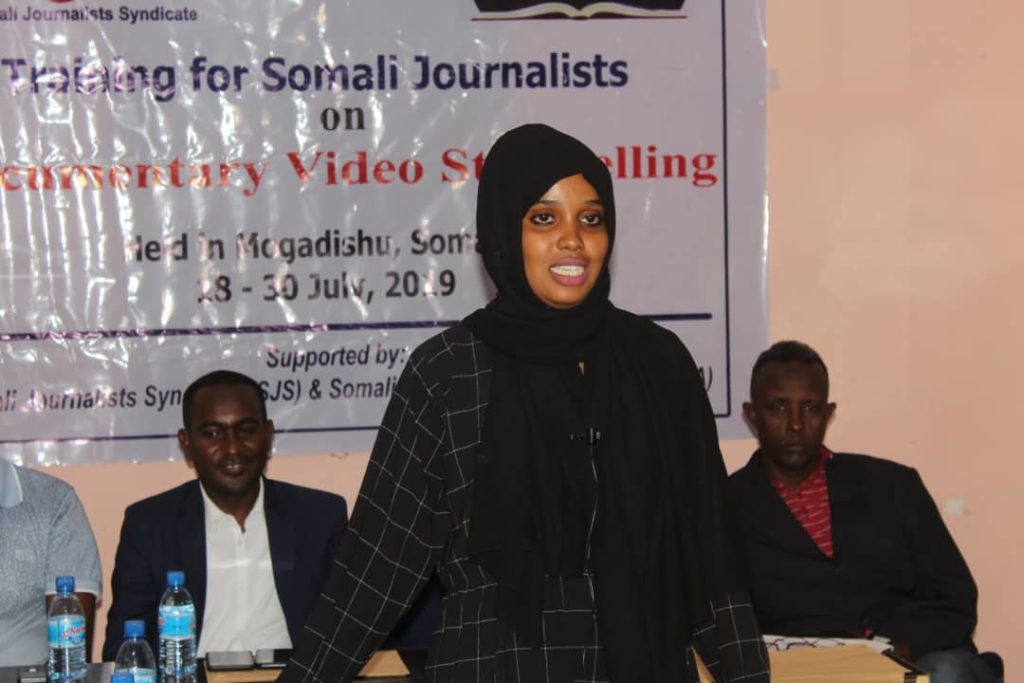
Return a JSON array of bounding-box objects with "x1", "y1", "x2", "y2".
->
[{"x1": 43, "y1": 483, "x2": 102, "y2": 661}]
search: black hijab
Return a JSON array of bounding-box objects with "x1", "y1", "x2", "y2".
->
[
  {"x1": 466, "y1": 123, "x2": 614, "y2": 358},
  {"x1": 464, "y1": 124, "x2": 738, "y2": 682}
]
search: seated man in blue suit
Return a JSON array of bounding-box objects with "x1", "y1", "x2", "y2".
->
[
  {"x1": 102, "y1": 370, "x2": 348, "y2": 661},
  {"x1": 728, "y1": 341, "x2": 996, "y2": 683}
]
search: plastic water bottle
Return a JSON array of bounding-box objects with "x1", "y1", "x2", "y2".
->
[
  {"x1": 157, "y1": 570, "x2": 196, "y2": 682},
  {"x1": 111, "y1": 673, "x2": 135, "y2": 683},
  {"x1": 47, "y1": 575, "x2": 87, "y2": 682},
  {"x1": 114, "y1": 620, "x2": 157, "y2": 683}
]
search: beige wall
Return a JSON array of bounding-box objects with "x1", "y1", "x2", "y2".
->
[{"x1": 31, "y1": 0, "x2": 1022, "y2": 674}]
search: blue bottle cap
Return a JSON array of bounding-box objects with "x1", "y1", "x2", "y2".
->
[
  {"x1": 55, "y1": 576, "x2": 75, "y2": 593},
  {"x1": 111, "y1": 673, "x2": 134, "y2": 683},
  {"x1": 124, "y1": 619, "x2": 145, "y2": 638},
  {"x1": 166, "y1": 570, "x2": 185, "y2": 587}
]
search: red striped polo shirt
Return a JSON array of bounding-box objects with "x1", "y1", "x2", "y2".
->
[{"x1": 770, "y1": 448, "x2": 834, "y2": 558}]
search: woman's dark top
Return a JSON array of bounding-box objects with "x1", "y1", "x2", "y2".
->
[{"x1": 279, "y1": 322, "x2": 769, "y2": 683}]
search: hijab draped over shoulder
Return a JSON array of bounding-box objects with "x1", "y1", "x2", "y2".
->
[{"x1": 464, "y1": 124, "x2": 740, "y2": 682}]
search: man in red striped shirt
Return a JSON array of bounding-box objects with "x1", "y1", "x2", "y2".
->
[{"x1": 728, "y1": 341, "x2": 998, "y2": 683}]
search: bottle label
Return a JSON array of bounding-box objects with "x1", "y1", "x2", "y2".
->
[
  {"x1": 158, "y1": 605, "x2": 195, "y2": 638},
  {"x1": 47, "y1": 615, "x2": 86, "y2": 648},
  {"x1": 123, "y1": 668, "x2": 156, "y2": 683}
]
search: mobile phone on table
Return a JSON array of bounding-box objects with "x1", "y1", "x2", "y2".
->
[
  {"x1": 17, "y1": 667, "x2": 46, "y2": 683},
  {"x1": 206, "y1": 650, "x2": 256, "y2": 670},
  {"x1": 254, "y1": 648, "x2": 294, "y2": 668}
]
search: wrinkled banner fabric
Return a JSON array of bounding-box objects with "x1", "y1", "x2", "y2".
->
[{"x1": 0, "y1": 0, "x2": 766, "y2": 464}]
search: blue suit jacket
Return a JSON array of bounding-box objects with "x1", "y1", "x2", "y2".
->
[{"x1": 102, "y1": 478, "x2": 347, "y2": 661}]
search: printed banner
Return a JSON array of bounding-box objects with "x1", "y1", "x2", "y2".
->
[{"x1": 0, "y1": 0, "x2": 767, "y2": 464}]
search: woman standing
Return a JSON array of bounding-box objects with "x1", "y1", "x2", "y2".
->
[{"x1": 280, "y1": 124, "x2": 768, "y2": 683}]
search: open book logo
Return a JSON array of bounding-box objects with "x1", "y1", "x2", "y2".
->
[{"x1": 474, "y1": 0, "x2": 686, "y2": 20}]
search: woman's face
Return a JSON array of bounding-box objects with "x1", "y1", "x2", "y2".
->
[{"x1": 521, "y1": 174, "x2": 609, "y2": 309}]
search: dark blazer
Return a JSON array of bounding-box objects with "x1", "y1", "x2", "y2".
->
[
  {"x1": 101, "y1": 478, "x2": 347, "y2": 661},
  {"x1": 728, "y1": 451, "x2": 977, "y2": 658}
]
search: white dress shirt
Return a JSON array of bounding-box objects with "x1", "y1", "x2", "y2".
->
[{"x1": 196, "y1": 479, "x2": 292, "y2": 655}]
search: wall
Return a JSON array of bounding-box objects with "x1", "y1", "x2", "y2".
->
[{"x1": 31, "y1": 0, "x2": 1023, "y2": 674}]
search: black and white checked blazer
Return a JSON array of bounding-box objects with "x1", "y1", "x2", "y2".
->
[{"x1": 281, "y1": 324, "x2": 769, "y2": 683}]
